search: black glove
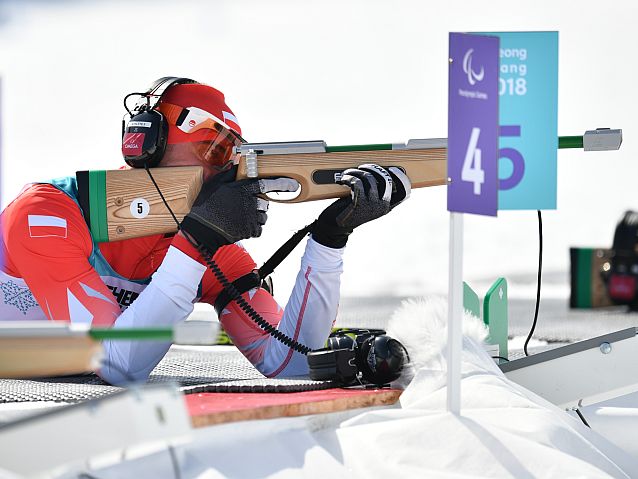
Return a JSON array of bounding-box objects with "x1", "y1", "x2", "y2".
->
[
  {"x1": 181, "y1": 167, "x2": 299, "y2": 253},
  {"x1": 311, "y1": 164, "x2": 411, "y2": 248}
]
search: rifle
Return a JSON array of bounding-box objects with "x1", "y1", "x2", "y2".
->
[
  {"x1": 77, "y1": 129, "x2": 621, "y2": 242},
  {"x1": 235, "y1": 139, "x2": 447, "y2": 203}
]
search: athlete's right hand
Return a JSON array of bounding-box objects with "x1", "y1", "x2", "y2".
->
[
  {"x1": 311, "y1": 164, "x2": 411, "y2": 248},
  {"x1": 180, "y1": 167, "x2": 299, "y2": 253}
]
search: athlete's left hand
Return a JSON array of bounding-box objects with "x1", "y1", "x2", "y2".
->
[
  {"x1": 311, "y1": 164, "x2": 411, "y2": 248},
  {"x1": 181, "y1": 166, "x2": 299, "y2": 253}
]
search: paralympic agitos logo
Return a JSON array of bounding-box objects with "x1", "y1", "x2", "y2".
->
[{"x1": 463, "y1": 49, "x2": 485, "y2": 86}]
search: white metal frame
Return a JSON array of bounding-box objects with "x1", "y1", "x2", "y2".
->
[{"x1": 501, "y1": 328, "x2": 638, "y2": 409}]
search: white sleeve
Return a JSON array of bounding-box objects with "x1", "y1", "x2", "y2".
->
[
  {"x1": 260, "y1": 237, "x2": 344, "y2": 377},
  {"x1": 99, "y1": 246, "x2": 206, "y2": 384}
]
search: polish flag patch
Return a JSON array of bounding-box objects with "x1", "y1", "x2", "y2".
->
[{"x1": 28, "y1": 215, "x2": 68, "y2": 238}]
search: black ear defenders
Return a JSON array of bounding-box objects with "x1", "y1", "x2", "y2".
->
[
  {"x1": 122, "y1": 76, "x2": 197, "y2": 168},
  {"x1": 307, "y1": 329, "x2": 410, "y2": 386}
]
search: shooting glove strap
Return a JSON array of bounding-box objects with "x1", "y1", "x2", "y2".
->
[
  {"x1": 180, "y1": 215, "x2": 228, "y2": 255},
  {"x1": 310, "y1": 207, "x2": 352, "y2": 248}
]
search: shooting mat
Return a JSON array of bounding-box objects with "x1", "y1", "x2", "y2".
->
[{"x1": 0, "y1": 347, "x2": 334, "y2": 404}]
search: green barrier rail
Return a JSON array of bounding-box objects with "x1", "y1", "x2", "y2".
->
[{"x1": 89, "y1": 327, "x2": 173, "y2": 341}]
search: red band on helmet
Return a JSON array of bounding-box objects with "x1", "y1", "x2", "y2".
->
[{"x1": 157, "y1": 83, "x2": 242, "y2": 144}]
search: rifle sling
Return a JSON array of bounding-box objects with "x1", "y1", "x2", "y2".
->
[
  {"x1": 258, "y1": 221, "x2": 317, "y2": 279},
  {"x1": 213, "y1": 221, "x2": 317, "y2": 316}
]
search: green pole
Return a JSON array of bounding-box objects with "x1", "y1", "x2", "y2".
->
[
  {"x1": 326, "y1": 143, "x2": 394, "y2": 153},
  {"x1": 89, "y1": 327, "x2": 173, "y2": 341},
  {"x1": 558, "y1": 136, "x2": 584, "y2": 149}
]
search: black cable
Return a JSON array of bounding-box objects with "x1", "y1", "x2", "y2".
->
[
  {"x1": 491, "y1": 356, "x2": 510, "y2": 362},
  {"x1": 168, "y1": 445, "x2": 183, "y2": 479},
  {"x1": 123, "y1": 92, "x2": 148, "y2": 116},
  {"x1": 144, "y1": 164, "x2": 182, "y2": 227},
  {"x1": 524, "y1": 210, "x2": 543, "y2": 356},
  {"x1": 143, "y1": 167, "x2": 312, "y2": 356},
  {"x1": 198, "y1": 243, "x2": 311, "y2": 355},
  {"x1": 575, "y1": 408, "x2": 591, "y2": 428}
]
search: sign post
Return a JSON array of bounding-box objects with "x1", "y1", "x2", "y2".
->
[
  {"x1": 447, "y1": 33, "x2": 500, "y2": 413},
  {"x1": 446, "y1": 211, "x2": 464, "y2": 413}
]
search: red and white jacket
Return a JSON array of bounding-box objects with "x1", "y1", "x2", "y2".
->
[{"x1": 0, "y1": 180, "x2": 344, "y2": 384}]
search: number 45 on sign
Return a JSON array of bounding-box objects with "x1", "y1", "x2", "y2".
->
[{"x1": 462, "y1": 125, "x2": 525, "y2": 196}]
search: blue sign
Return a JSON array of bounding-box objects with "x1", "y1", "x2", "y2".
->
[
  {"x1": 490, "y1": 31, "x2": 559, "y2": 210},
  {"x1": 448, "y1": 33, "x2": 500, "y2": 216}
]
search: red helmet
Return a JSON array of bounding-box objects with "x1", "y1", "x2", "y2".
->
[{"x1": 157, "y1": 83, "x2": 243, "y2": 169}]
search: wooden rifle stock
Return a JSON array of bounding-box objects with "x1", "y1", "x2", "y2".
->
[
  {"x1": 76, "y1": 166, "x2": 203, "y2": 242},
  {"x1": 77, "y1": 140, "x2": 447, "y2": 241}
]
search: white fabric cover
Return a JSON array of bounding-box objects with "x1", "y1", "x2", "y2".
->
[{"x1": 79, "y1": 297, "x2": 638, "y2": 478}]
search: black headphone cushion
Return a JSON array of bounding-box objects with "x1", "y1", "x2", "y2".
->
[
  {"x1": 358, "y1": 335, "x2": 408, "y2": 385},
  {"x1": 122, "y1": 109, "x2": 169, "y2": 168}
]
